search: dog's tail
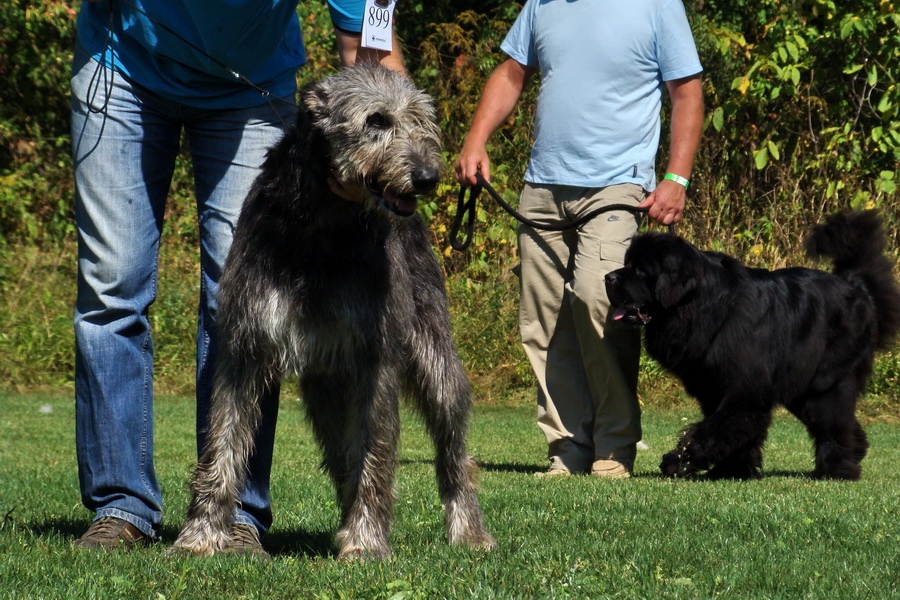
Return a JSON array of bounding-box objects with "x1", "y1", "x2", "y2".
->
[{"x1": 806, "y1": 210, "x2": 900, "y2": 350}]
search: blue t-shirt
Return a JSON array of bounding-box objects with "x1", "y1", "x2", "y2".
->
[
  {"x1": 501, "y1": 0, "x2": 703, "y2": 190},
  {"x1": 76, "y1": 0, "x2": 367, "y2": 108}
]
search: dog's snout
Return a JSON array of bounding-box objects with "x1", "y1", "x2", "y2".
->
[
  {"x1": 605, "y1": 272, "x2": 621, "y2": 286},
  {"x1": 411, "y1": 166, "x2": 440, "y2": 193}
]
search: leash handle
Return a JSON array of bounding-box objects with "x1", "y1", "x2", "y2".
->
[{"x1": 449, "y1": 183, "x2": 478, "y2": 251}]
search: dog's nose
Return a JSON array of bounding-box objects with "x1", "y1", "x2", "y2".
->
[
  {"x1": 411, "y1": 166, "x2": 440, "y2": 193},
  {"x1": 605, "y1": 272, "x2": 620, "y2": 285}
]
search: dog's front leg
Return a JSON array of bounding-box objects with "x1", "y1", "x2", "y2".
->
[
  {"x1": 661, "y1": 401, "x2": 772, "y2": 479},
  {"x1": 173, "y1": 366, "x2": 267, "y2": 555},
  {"x1": 408, "y1": 346, "x2": 496, "y2": 551},
  {"x1": 660, "y1": 424, "x2": 705, "y2": 478}
]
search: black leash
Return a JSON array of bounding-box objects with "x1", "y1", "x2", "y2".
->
[{"x1": 450, "y1": 172, "x2": 674, "y2": 251}]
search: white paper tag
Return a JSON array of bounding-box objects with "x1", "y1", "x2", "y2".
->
[{"x1": 361, "y1": 0, "x2": 395, "y2": 51}]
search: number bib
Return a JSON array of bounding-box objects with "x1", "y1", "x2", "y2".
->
[{"x1": 361, "y1": 0, "x2": 395, "y2": 51}]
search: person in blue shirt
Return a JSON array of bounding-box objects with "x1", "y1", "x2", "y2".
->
[
  {"x1": 456, "y1": 0, "x2": 704, "y2": 479},
  {"x1": 72, "y1": 0, "x2": 403, "y2": 553}
]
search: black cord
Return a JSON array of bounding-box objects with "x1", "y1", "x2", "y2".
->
[
  {"x1": 85, "y1": 5, "x2": 116, "y2": 114},
  {"x1": 116, "y1": 0, "x2": 294, "y2": 107},
  {"x1": 84, "y1": 0, "x2": 294, "y2": 126},
  {"x1": 450, "y1": 172, "x2": 674, "y2": 252}
]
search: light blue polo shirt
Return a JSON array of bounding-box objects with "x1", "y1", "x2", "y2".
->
[
  {"x1": 76, "y1": 0, "x2": 367, "y2": 109},
  {"x1": 501, "y1": 0, "x2": 703, "y2": 190}
]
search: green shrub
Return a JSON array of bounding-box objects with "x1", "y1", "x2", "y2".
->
[
  {"x1": 0, "y1": 1, "x2": 76, "y2": 246},
  {"x1": 0, "y1": 2, "x2": 898, "y2": 413}
]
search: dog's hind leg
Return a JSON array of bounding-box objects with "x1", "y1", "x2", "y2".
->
[
  {"x1": 801, "y1": 385, "x2": 865, "y2": 480},
  {"x1": 173, "y1": 361, "x2": 274, "y2": 554},
  {"x1": 851, "y1": 419, "x2": 869, "y2": 464},
  {"x1": 302, "y1": 369, "x2": 400, "y2": 560}
]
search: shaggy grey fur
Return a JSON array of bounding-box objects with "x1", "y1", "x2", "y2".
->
[{"x1": 172, "y1": 63, "x2": 495, "y2": 559}]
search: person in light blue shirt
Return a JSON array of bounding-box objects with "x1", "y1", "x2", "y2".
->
[
  {"x1": 72, "y1": 0, "x2": 403, "y2": 553},
  {"x1": 456, "y1": 0, "x2": 704, "y2": 478}
]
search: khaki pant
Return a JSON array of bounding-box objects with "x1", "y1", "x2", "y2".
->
[{"x1": 518, "y1": 182, "x2": 643, "y2": 473}]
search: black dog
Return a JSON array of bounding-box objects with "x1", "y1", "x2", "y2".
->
[{"x1": 605, "y1": 211, "x2": 900, "y2": 480}]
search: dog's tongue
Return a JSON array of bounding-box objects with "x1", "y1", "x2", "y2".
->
[
  {"x1": 612, "y1": 307, "x2": 627, "y2": 321},
  {"x1": 384, "y1": 189, "x2": 417, "y2": 216}
]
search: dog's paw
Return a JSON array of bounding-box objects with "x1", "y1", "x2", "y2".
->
[
  {"x1": 337, "y1": 544, "x2": 393, "y2": 561},
  {"x1": 169, "y1": 520, "x2": 230, "y2": 556},
  {"x1": 335, "y1": 528, "x2": 392, "y2": 561},
  {"x1": 707, "y1": 462, "x2": 762, "y2": 480},
  {"x1": 660, "y1": 450, "x2": 697, "y2": 478},
  {"x1": 812, "y1": 461, "x2": 861, "y2": 481},
  {"x1": 452, "y1": 529, "x2": 497, "y2": 552}
]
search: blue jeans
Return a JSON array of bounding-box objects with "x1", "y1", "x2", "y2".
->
[{"x1": 71, "y1": 51, "x2": 295, "y2": 538}]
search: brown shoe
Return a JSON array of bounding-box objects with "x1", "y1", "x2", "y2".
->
[
  {"x1": 222, "y1": 524, "x2": 270, "y2": 558},
  {"x1": 591, "y1": 459, "x2": 633, "y2": 479},
  {"x1": 74, "y1": 517, "x2": 149, "y2": 550}
]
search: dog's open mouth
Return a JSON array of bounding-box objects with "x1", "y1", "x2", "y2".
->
[
  {"x1": 612, "y1": 305, "x2": 652, "y2": 325},
  {"x1": 367, "y1": 179, "x2": 417, "y2": 217}
]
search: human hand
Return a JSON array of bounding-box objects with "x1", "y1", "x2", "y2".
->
[
  {"x1": 638, "y1": 179, "x2": 686, "y2": 225},
  {"x1": 454, "y1": 141, "x2": 490, "y2": 187}
]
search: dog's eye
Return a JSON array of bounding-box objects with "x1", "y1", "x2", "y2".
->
[{"x1": 366, "y1": 112, "x2": 391, "y2": 130}]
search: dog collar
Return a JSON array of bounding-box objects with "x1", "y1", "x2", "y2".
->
[{"x1": 327, "y1": 176, "x2": 366, "y2": 204}]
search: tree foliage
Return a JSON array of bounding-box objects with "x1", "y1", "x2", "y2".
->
[
  {"x1": 2, "y1": 0, "x2": 897, "y2": 257},
  {"x1": 1, "y1": 1, "x2": 899, "y2": 395},
  {"x1": 683, "y1": 0, "x2": 900, "y2": 259}
]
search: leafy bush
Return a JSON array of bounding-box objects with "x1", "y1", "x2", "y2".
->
[
  {"x1": 1, "y1": 1, "x2": 898, "y2": 406},
  {"x1": 683, "y1": 0, "x2": 900, "y2": 260},
  {"x1": 0, "y1": 1, "x2": 76, "y2": 246}
]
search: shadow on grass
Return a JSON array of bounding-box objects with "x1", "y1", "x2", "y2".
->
[
  {"x1": 30, "y1": 517, "x2": 335, "y2": 558},
  {"x1": 401, "y1": 457, "x2": 542, "y2": 475},
  {"x1": 31, "y1": 517, "x2": 88, "y2": 541},
  {"x1": 263, "y1": 529, "x2": 335, "y2": 558}
]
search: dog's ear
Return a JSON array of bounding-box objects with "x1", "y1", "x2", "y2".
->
[
  {"x1": 655, "y1": 253, "x2": 699, "y2": 308},
  {"x1": 300, "y1": 82, "x2": 330, "y2": 123}
]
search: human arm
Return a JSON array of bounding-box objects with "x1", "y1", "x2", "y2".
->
[
  {"x1": 638, "y1": 73, "x2": 704, "y2": 225},
  {"x1": 335, "y1": 28, "x2": 406, "y2": 73},
  {"x1": 455, "y1": 58, "x2": 536, "y2": 186}
]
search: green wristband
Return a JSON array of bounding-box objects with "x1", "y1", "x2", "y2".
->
[{"x1": 663, "y1": 172, "x2": 690, "y2": 189}]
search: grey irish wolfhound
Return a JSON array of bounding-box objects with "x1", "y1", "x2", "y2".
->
[{"x1": 172, "y1": 63, "x2": 495, "y2": 559}]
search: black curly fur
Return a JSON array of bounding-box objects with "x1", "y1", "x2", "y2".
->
[{"x1": 606, "y1": 210, "x2": 900, "y2": 481}]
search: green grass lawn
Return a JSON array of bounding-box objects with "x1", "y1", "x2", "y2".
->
[{"x1": 1, "y1": 392, "x2": 898, "y2": 599}]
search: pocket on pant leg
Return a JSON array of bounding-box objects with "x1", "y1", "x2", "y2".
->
[{"x1": 599, "y1": 239, "x2": 629, "y2": 268}]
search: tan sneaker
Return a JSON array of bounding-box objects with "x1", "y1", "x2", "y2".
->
[
  {"x1": 591, "y1": 459, "x2": 632, "y2": 479},
  {"x1": 223, "y1": 524, "x2": 271, "y2": 558},
  {"x1": 73, "y1": 517, "x2": 149, "y2": 550},
  {"x1": 534, "y1": 467, "x2": 573, "y2": 478}
]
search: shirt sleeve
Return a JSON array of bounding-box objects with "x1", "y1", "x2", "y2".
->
[
  {"x1": 656, "y1": 0, "x2": 703, "y2": 81},
  {"x1": 327, "y1": 0, "x2": 366, "y2": 34},
  {"x1": 500, "y1": 0, "x2": 539, "y2": 69}
]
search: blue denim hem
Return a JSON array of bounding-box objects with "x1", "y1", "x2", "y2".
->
[
  {"x1": 234, "y1": 511, "x2": 266, "y2": 536},
  {"x1": 94, "y1": 507, "x2": 158, "y2": 540}
]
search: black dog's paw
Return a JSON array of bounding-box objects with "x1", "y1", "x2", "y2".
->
[
  {"x1": 660, "y1": 450, "x2": 698, "y2": 478},
  {"x1": 706, "y1": 462, "x2": 762, "y2": 480},
  {"x1": 812, "y1": 460, "x2": 861, "y2": 481}
]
